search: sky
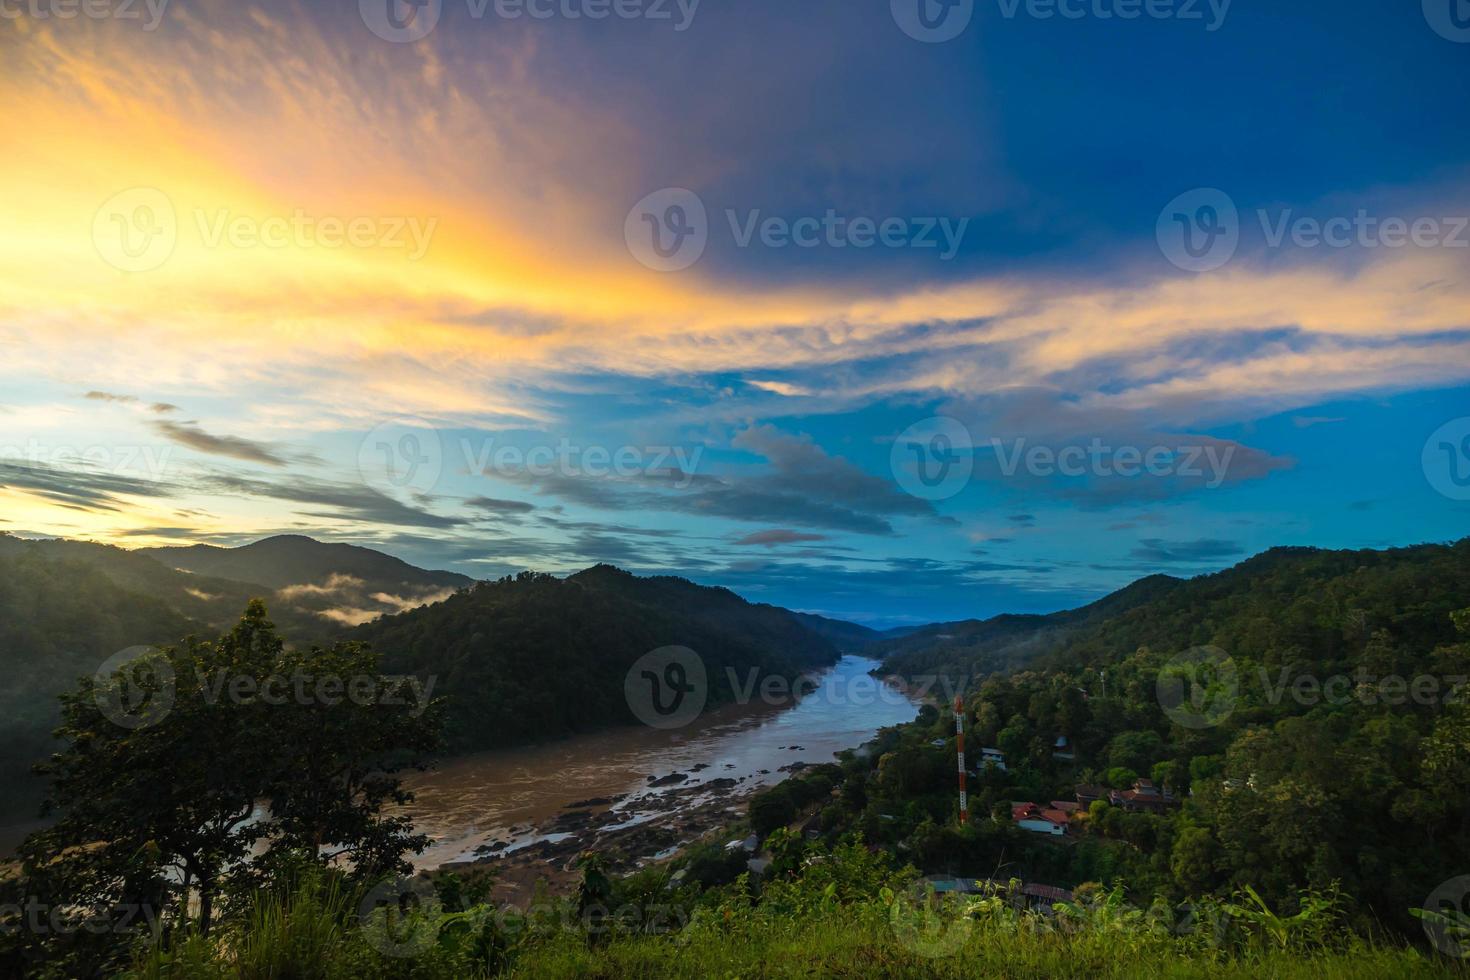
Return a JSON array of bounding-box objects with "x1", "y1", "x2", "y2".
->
[{"x1": 1, "y1": 0, "x2": 1468, "y2": 627}]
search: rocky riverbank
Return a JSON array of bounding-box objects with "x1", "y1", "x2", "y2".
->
[{"x1": 438, "y1": 761, "x2": 813, "y2": 904}]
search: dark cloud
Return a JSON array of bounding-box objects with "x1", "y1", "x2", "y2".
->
[
  {"x1": 84, "y1": 391, "x2": 178, "y2": 414},
  {"x1": 733, "y1": 529, "x2": 829, "y2": 547},
  {"x1": 0, "y1": 461, "x2": 170, "y2": 512},
  {"x1": 939, "y1": 389, "x2": 1296, "y2": 509},
  {"x1": 465, "y1": 496, "x2": 537, "y2": 515},
  {"x1": 1129, "y1": 538, "x2": 1244, "y2": 565},
  {"x1": 732, "y1": 425, "x2": 938, "y2": 521},
  {"x1": 494, "y1": 425, "x2": 949, "y2": 535},
  {"x1": 116, "y1": 526, "x2": 204, "y2": 538},
  {"x1": 202, "y1": 473, "x2": 463, "y2": 529},
  {"x1": 150, "y1": 420, "x2": 287, "y2": 467}
]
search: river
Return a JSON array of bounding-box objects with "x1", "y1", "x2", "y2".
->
[{"x1": 401, "y1": 655, "x2": 919, "y2": 872}]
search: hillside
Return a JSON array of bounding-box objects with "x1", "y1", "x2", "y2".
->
[
  {"x1": 0, "y1": 545, "x2": 198, "y2": 824},
  {"x1": 871, "y1": 573, "x2": 1182, "y2": 681},
  {"x1": 789, "y1": 611, "x2": 882, "y2": 652},
  {"x1": 353, "y1": 564, "x2": 841, "y2": 749},
  {"x1": 0, "y1": 534, "x2": 470, "y2": 643},
  {"x1": 877, "y1": 541, "x2": 1470, "y2": 686},
  {"x1": 819, "y1": 537, "x2": 1470, "y2": 942},
  {"x1": 140, "y1": 534, "x2": 471, "y2": 592}
]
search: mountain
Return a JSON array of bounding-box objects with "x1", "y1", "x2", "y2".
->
[
  {"x1": 806, "y1": 538, "x2": 1470, "y2": 944},
  {"x1": 872, "y1": 573, "x2": 1183, "y2": 681},
  {"x1": 788, "y1": 612, "x2": 882, "y2": 652},
  {"x1": 1, "y1": 534, "x2": 469, "y2": 642},
  {"x1": 140, "y1": 534, "x2": 470, "y2": 591},
  {"x1": 132, "y1": 533, "x2": 472, "y2": 636},
  {"x1": 0, "y1": 542, "x2": 198, "y2": 824},
  {"x1": 352, "y1": 564, "x2": 841, "y2": 749},
  {"x1": 0, "y1": 538, "x2": 839, "y2": 822}
]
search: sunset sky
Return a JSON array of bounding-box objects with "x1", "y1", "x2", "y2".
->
[{"x1": 2, "y1": 0, "x2": 1467, "y2": 624}]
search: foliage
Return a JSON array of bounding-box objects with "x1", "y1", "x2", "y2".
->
[
  {"x1": 353, "y1": 565, "x2": 839, "y2": 750},
  {"x1": 1, "y1": 601, "x2": 441, "y2": 978}
]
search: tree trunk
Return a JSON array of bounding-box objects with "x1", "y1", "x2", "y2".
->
[{"x1": 199, "y1": 880, "x2": 214, "y2": 936}]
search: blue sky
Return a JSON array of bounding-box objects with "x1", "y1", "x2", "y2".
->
[{"x1": 1, "y1": 0, "x2": 1467, "y2": 626}]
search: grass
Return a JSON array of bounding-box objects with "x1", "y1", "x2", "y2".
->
[
  {"x1": 504, "y1": 903, "x2": 1463, "y2": 979},
  {"x1": 126, "y1": 882, "x2": 1468, "y2": 979}
]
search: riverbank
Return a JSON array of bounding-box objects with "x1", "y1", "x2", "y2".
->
[
  {"x1": 437, "y1": 762, "x2": 800, "y2": 903},
  {"x1": 401, "y1": 655, "x2": 919, "y2": 882}
]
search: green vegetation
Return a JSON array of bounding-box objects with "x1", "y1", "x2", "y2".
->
[
  {"x1": 113, "y1": 839, "x2": 1464, "y2": 978},
  {"x1": 0, "y1": 602, "x2": 440, "y2": 979},
  {"x1": 848, "y1": 538, "x2": 1470, "y2": 940},
  {"x1": 0, "y1": 542, "x2": 197, "y2": 824},
  {"x1": 7, "y1": 538, "x2": 1470, "y2": 976},
  {"x1": 352, "y1": 564, "x2": 839, "y2": 748},
  {"x1": 0, "y1": 535, "x2": 839, "y2": 824}
]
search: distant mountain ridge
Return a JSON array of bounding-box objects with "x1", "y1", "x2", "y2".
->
[
  {"x1": 788, "y1": 612, "x2": 883, "y2": 652},
  {"x1": 139, "y1": 534, "x2": 471, "y2": 592},
  {"x1": 874, "y1": 542, "x2": 1470, "y2": 685},
  {"x1": 0, "y1": 534, "x2": 471, "y2": 642}
]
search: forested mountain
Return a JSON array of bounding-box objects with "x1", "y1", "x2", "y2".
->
[
  {"x1": 352, "y1": 564, "x2": 841, "y2": 749},
  {"x1": 140, "y1": 534, "x2": 471, "y2": 592},
  {"x1": 815, "y1": 537, "x2": 1470, "y2": 940},
  {"x1": 871, "y1": 573, "x2": 1183, "y2": 681},
  {"x1": 789, "y1": 612, "x2": 882, "y2": 651},
  {"x1": 1, "y1": 533, "x2": 469, "y2": 643},
  {"x1": 0, "y1": 546, "x2": 197, "y2": 824}
]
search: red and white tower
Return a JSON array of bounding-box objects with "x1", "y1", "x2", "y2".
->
[{"x1": 955, "y1": 694, "x2": 968, "y2": 825}]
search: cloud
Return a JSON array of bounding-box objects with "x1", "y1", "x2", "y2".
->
[
  {"x1": 465, "y1": 496, "x2": 537, "y2": 515},
  {"x1": 84, "y1": 391, "x2": 178, "y2": 414},
  {"x1": 0, "y1": 461, "x2": 171, "y2": 512},
  {"x1": 1129, "y1": 538, "x2": 1244, "y2": 565},
  {"x1": 150, "y1": 420, "x2": 288, "y2": 467},
  {"x1": 84, "y1": 391, "x2": 137, "y2": 405},
  {"x1": 276, "y1": 572, "x2": 456, "y2": 626},
  {"x1": 733, "y1": 529, "x2": 829, "y2": 547},
  {"x1": 495, "y1": 425, "x2": 947, "y2": 535},
  {"x1": 201, "y1": 474, "x2": 463, "y2": 529},
  {"x1": 747, "y1": 380, "x2": 811, "y2": 397}
]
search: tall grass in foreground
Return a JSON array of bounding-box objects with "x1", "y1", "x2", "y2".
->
[{"x1": 125, "y1": 869, "x2": 1470, "y2": 980}]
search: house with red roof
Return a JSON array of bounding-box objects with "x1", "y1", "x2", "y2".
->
[{"x1": 1012, "y1": 802, "x2": 1069, "y2": 836}]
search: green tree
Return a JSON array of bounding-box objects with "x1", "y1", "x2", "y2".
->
[{"x1": 12, "y1": 601, "x2": 440, "y2": 970}]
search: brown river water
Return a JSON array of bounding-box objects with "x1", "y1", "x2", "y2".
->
[{"x1": 401, "y1": 655, "x2": 920, "y2": 869}]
